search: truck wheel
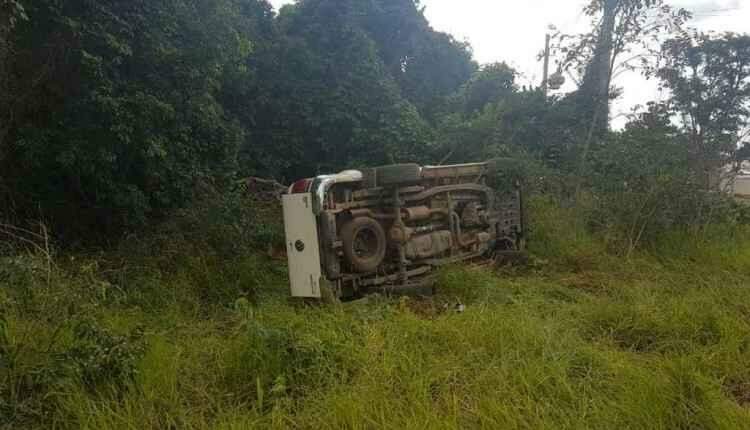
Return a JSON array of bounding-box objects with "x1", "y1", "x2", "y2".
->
[
  {"x1": 376, "y1": 163, "x2": 422, "y2": 185},
  {"x1": 341, "y1": 217, "x2": 387, "y2": 273}
]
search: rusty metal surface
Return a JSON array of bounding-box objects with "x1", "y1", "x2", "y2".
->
[{"x1": 284, "y1": 160, "x2": 525, "y2": 299}]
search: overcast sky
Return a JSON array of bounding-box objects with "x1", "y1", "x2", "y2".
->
[{"x1": 268, "y1": 0, "x2": 749, "y2": 127}]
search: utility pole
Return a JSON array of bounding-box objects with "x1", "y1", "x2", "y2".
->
[{"x1": 542, "y1": 33, "x2": 551, "y2": 96}]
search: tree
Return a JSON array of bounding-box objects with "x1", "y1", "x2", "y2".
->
[
  {"x1": 578, "y1": 0, "x2": 618, "y2": 135},
  {"x1": 235, "y1": 0, "x2": 435, "y2": 181},
  {"x1": 460, "y1": 62, "x2": 517, "y2": 115},
  {"x1": 2, "y1": 0, "x2": 469, "y2": 237},
  {"x1": 396, "y1": 31, "x2": 476, "y2": 120},
  {"x1": 353, "y1": 0, "x2": 476, "y2": 119},
  {"x1": 1, "y1": 0, "x2": 251, "y2": 236},
  {"x1": 657, "y1": 31, "x2": 750, "y2": 188},
  {"x1": 555, "y1": 0, "x2": 690, "y2": 160},
  {"x1": 0, "y1": 0, "x2": 478, "y2": 240},
  {"x1": 434, "y1": 62, "x2": 520, "y2": 163},
  {"x1": 588, "y1": 103, "x2": 704, "y2": 254},
  {"x1": 0, "y1": 0, "x2": 27, "y2": 159}
]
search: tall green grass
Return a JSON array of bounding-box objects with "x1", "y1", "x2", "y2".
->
[{"x1": 2, "y1": 196, "x2": 750, "y2": 429}]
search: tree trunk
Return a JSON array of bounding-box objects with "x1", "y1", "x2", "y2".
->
[
  {"x1": 583, "y1": 0, "x2": 617, "y2": 135},
  {"x1": 597, "y1": 0, "x2": 617, "y2": 121},
  {"x1": 574, "y1": 0, "x2": 618, "y2": 200}
]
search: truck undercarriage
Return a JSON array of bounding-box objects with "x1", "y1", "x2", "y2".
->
[{"x1": 282, "y1": 160, "x2": 524, "y2": 300}]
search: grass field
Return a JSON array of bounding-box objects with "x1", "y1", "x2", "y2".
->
[{"x1": 2, "y1": 200, "x2": 750, "y2": 429}]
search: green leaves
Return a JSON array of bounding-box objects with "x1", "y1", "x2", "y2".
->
[
  {"x1": 460, "y1": 62, "x2": 518, "y2": 115},
  {"x1": 2, "y1": 0, "x2": 28, "y2": 27},
  {"x1": 2, "y1": 0, "x2": 249, "y2": 236},
  {"x1": 65, "y1": 319, "x2": 146, "y2": 391},
  {"x1": 658, "y1": 32, "x2": 750, "y2": 162},
  {"x1": 232, "y1": 0, "x2": 445, "y2": 180},
  {"x1": 1, "y1": 0, "x2": 480, "y2": 237}
]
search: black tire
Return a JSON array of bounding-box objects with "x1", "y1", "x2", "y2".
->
[
  {"x1": 340, "y1": 217, "x2": 387, "y2": 273},
  {"x1": 376, "y1": 163, "x2": 422, "y2": 185}
]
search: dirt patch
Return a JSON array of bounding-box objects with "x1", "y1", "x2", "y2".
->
[
  {"x1": 400, "y1": 297, "x2": 465, "y2": 319},
  {"x1": 726, "y1": 379, "x2": 750, "y2": 407}
]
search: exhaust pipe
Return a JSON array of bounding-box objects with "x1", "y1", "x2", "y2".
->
[{"x1": 311, "y1": 170, "x2": 363, "y2": 215}]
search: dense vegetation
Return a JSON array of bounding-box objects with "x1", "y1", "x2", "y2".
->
[
  {"x1": 1, "y1": 0, "x2": 750, "y2": 428},
  {"x1": 2, "y1": 199, "x2": 750, "y2": 429}
]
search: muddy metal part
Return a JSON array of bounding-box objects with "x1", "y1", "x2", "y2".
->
[{"x1": 282, "y1": 160, "x2": 525, "y2": 299}]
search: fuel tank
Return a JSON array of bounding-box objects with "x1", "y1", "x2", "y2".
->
[{"x1": 404, "y1": 231, "x2": 453, "y2": 260}]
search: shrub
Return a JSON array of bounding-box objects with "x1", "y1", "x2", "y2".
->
[
  {"x1": 3, "y1": 0, "x2": 249, "y2": 239},
  {"x1": 585, "y1": 105, "x2": 747, "y2": 256},
  {"x1": 63, "y1": 319, "x2": 146, "y2": 392},
  {"x1": 525, "y1": 195, "x2": 608, "y2": 271}
]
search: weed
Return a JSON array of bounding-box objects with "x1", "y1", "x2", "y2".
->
[{"x1": 3, "y1": 197, "x2": 750, "y2": 429}]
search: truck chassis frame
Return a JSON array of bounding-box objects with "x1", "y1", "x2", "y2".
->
[{"x1": 283, "y1": 160, "x2": 524, "y2": 299}]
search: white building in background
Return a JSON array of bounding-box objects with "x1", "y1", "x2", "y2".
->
[
  {"x1": 733, "y1": 176, "x2": 750, "y2": 199},
  {"x1": 723, "y1": 161, "x2": 750, "y2": 199}
]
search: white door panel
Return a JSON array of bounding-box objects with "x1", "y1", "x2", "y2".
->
[{"x1": 282, "y1": 193, "x2": 322, "y2": 298}]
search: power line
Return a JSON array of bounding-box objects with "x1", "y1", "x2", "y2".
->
[
  {"x1": 692, "y1": 14, "x2": 739, "y2": 18},
  {"x1": 693, "y1": 7, "x2": 742, "y2": 15}
]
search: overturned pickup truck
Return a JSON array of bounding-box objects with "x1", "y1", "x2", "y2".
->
[{"x1": 282, "y1": 160, "x2": 524, "y2": 300}]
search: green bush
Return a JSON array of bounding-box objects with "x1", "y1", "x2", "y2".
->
[
  {"x1": 525, "y1": 195, "x2": 609, "y2": 270},
  {"x1": 3, "y1": 0, "x2": 250, "y2": 238},
  {"x1": 63, "y1": 320, "x2": 146, "y2": 392},
  {"x1": 648, "y1": 224, "x2": 750, "y2": 273},
  {"x1": 584, "y1": 106, "x2": 748, "y2": 256}
]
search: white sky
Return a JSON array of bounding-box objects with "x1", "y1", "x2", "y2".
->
[{"x1": 269, "y1": 0, "x2": 750, "y2": 128}]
